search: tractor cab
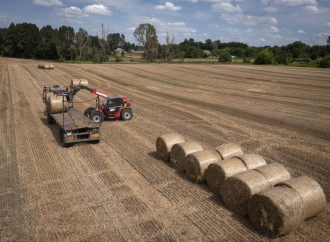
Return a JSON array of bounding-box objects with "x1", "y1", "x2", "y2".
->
[{"x1": 103, "y1": 97, "x2": 125, "y2": 116}]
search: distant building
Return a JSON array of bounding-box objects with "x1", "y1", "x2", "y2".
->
[
  {"x1": 114, "y1": 48, "x2": 126, "y2": 54},
  {"x1": 203, "y1": 50, "x2": 211, "y2": 56}
]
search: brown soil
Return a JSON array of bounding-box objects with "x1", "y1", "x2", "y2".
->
[{"x1": 0, "y1": 57, "x2": 329, "y2": 241}]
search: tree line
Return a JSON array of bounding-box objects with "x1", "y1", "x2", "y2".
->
[{"x1": 0, "y1": 22, "x2": 329, "y2": 67}]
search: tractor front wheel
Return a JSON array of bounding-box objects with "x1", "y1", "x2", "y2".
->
[
  {"x1": 84, "y1": 107, "x2": 95, "y2": 118},
  {"x1": 90, "y1": 111, "x2": 105, "y2": 123},
  {"x1": 120, "y1": 108, "x2": 133, "y2": 121}
]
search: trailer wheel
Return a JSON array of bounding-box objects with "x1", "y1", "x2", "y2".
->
[
  {"x1": 47, "y1": 112, "x2": 56, "y2": 124},
  {"x1": 84, "y1": 107, "x2": 95, "y2": 118},
  {"x1": 120, "y1": 108, "x2": 133, "y2": 121},
  {"x1": 90, "y1": 111, "x2": 105, "y2": 123}
]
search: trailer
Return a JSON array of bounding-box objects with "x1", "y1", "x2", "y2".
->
[{"x1": 43, "y1": 85, "x2": 100, "y2": 147}]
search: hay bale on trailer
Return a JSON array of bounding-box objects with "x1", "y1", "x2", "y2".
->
[
  {"x1": 70, "y1": 79, "x2": 89, "y2": 89},
  {"x1": 156, "y1": 133, "x2": 185, "y2": 161},
  {"x1": 214, "y1": 143, "x2": 243, "y2": 160},
  {"x1": 185, "y1": 150, "x2": 222, "y2": 183},
  {"x1": 221, "y1": 164, "x2": 291, "y2": 216},
  {"x1": 235, "y1": 154, "x2": 266, "y2": 170},
  {"x1": 277, "y1": 176, "x2": 326, "y2": 220},
  {"x1": 48, "y1": 95, "x2": 68, "y2": 114},
  {"x1": 205, "y1": 157, "x2": 247, "y2": 196},
  {"x1": 170, "y1": 142, "x2": 203, "y2": 172},
  {"x1": 248, "y1": 186, "x2": 304, "y2": 236}
]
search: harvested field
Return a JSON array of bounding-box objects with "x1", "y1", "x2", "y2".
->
[{"x1": 0, "y1": 57, "x2": 329, "y2": 241}]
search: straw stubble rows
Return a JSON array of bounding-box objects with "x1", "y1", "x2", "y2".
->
[{"x1": 0, "y1": 58, "x2": 329, "y2": 240}]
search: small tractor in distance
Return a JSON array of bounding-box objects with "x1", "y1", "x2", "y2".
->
[{"x1": 71, "y1": 85, "x2": 133, "y2": 123}]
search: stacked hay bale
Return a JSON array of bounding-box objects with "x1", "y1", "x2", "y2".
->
[
  {"x1": 248, "y1": 176, "x2": 326, "y2": 236},
  {"x1": 71, "y1": 79, "x2": 89, "y2": 89},
  {"x1": 205, "y1": 154, "x2": 266, "y2": 196},
  {"x1": 156, "y1": 133, "x2": 185, "y2": 161},
  {"x1": 214, "y1": 143, "x2": 243, "y2": 159},
  {"x1": 221, "y1": 163, "x2": 291, "y2": 216},
  {"x1": 170, "y1": 142, "x2": 203, "y2": 171},
  {"x1": 185, "y1": 150, "x2": 222, "y2": 183}
]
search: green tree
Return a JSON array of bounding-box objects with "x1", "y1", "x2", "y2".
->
[
  {"x1": 37, "y1": 25, "x2": 59, "y2": 60},
  {"x1": 275, "y1": 51, "x2": 289, "y2": 65},
  {"x1": 107, "y1": 33, "x2": 125, "y2": 52},
  {"x1": 218, "y1": 49, "x2": 232, "y2": 63},
  {"x1": 319, "y1": 55, "x2": 330, "y2": 68},
  {"x1": 59, "y1": 25, "x2": 75, "y2": 60},
  {"x1": 254, "y1": 49, "x2": 273, "y2": 64},
  {"x1": 134, "y1": 23, "x2": 158, "y2": 61},
  {"x1": 75, "y1": 28, "x2": 89, "y2": 58}
]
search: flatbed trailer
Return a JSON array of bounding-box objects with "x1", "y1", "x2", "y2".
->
[
  {"x1": 43, "y1": 85, "x2": 101, "y2": 147},
  {"x1": 47, "y1": 107, "x2": 100, "y2": 147}
]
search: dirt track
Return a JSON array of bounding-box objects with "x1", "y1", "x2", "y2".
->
[{"x1": 0, "y1": 57, "x2": 329, "y2": 241}]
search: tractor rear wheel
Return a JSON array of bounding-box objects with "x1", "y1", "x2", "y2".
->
[
  {"x1": 90, "y1": 111, "x2": 105, "y2": 123},
  {"x1": 120, "y1": 108, "x2": 133, "y2": 121},
  {"x1": 84, "y1": 107, "x2": 95, "y2": 118}
]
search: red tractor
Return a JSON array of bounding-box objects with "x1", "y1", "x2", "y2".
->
[{"x1": 66, "y1": 85, "x2": 132, "y2": 123}]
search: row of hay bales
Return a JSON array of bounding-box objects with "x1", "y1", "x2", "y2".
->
[
  {"x1": 156, "y1": 133, "x2": 326, "y2": 237},
  {"x1": 38, "y1": 64, "x2": 54, "y2": 70}
]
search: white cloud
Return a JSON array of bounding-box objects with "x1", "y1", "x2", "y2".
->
[
  {"x1": 213, "y1": 2, "x2": 242, "y2": 13},
  {"x1": 268, "y1": 26, "x2": 279, "y2": 32},
  {"x1": 263, "y1": 7, "x2": 278, "y2": 13},
  {"x1": 0, "y1": 16, "x2": 8, "y2": 22},
  {"x1": 304, "y1": 5, "x2": 319, "y2": 14},
  {"x1": 33, "y1": 0, "x2": 63, "y2": 7},
  {"x1": 273, "y1": 0, "x2": 317, "y2": 7},
  {"x1": 83, "y1": 4, "x2": 112, "y2": 15},
  {"x1": 155, "y1": 2, "x2": 182, "y2": 11},
  {"x1": 222, "y1": 14, "x2": 278, "y2": 26},
  {"x1": 297, "y1": 29, "x2": 306, "y2": 34},
  {"x1": 59, "y1": 6, "x2": 88, "y2": 18}
]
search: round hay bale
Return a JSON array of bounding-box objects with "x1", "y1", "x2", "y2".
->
[
  {"x1": 156, "y1": 133, "x2": 185, "y2": 161},
  {"x1": 49, "y1": 64, "x2": 54, "y2": 69},
  {"x1": 254, "y1": 163, "x2": 291, "y2": 187},
  {"x1": 48, "y1": 95, "x2": 68, "y2": 114},
  {"x1": 70, "y1": 79, "x2": 89, "y2": 89},
  {"x1": 185, "y1": 150, "x2": 222, "y2": 183},
  {"x1": 205, "y1": 157, "x2": 247, "y2": 196},
  {"x1": 221, "y1": 170, "x2": 270, "y2": 216},
  {"x1": 248, "y1": 186, "x2": 304, "y2": 236},
  {"x1": 44, "y1": 64, "x2": 50, "y2": 69},
  {"x1": 214, "y1": 143, "x2": 243, "y2": 160},
  {"x1": 276, "y1": 176, "x2": 326, "y2": 220},
  {"x1": 235, "y1": 154, "x2": 267, "y2": 170},
  {"x1": 45, "y1": 92, "x2": 54, "y2": 108},
  {"x1": 170, "y1": 142, "x2": 203, "y2": 172}
]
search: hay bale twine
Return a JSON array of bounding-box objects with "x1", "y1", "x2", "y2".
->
[
  {"x1": 185, "y1": 150, "x2": 222, "y2": 183},
  {"x1": 254, "y1": 163, "x2": 291, "y2": 187},
  {"x1": 235, "y1": 154, "x2": 267, "y2": 170},
  {"x1": 277, "y1": 176, "x2": 326, "y2": 220},
  {"x1": 170, "y1": 142, "x2": 203, "y2": 172},
  {"x1": 221, "y1": 170, "x2": 270, "y2": 216},
  {"x1": 205, "y1": 157, "x2": 247, "y2": 196},
  {"x1": 48, "y1": 95, "x2": 68, "y2": 114},
  {"x1": 156, "y1": 133, "x2": 185, "y2": 161},
  {"x1": 70, "y1": 79, "x2": 89, "y2": 89},
  {"x1": 214, "y1": 143, "x2": 243, "y2": 160},
  {"x1": 248, "y1": 186, "x2": 304, "y2": 236}
]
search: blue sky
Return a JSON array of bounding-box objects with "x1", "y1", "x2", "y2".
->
[{"x1": 0, "y1": 0, "x2": 329, "y2": 46}]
